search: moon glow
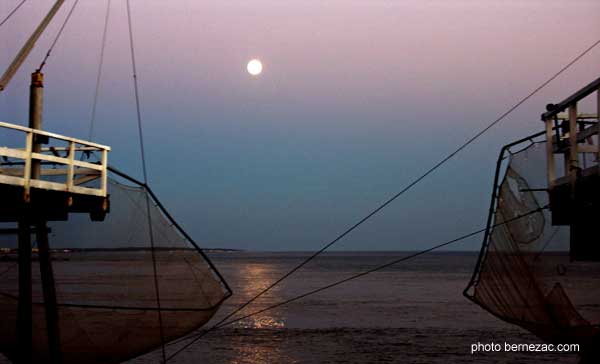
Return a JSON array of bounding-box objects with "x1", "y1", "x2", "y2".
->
[{"x1": 247, "y1": 59, "x2": 263, "y2": 76}]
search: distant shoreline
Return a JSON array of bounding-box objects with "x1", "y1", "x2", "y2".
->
[
  {"x1": 1, "y1": 249, "x2": 571, "y2": 254},
  {"x1": 0, "y1": 247, "x2": 244, "y2": 254}
]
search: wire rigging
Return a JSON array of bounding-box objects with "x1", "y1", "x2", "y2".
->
[
  {"x1": 1, "y1": 0, "x2": 594, "y2": 361},
  {"x1": 87, "y1": 0, "x2": 111, "y2": 141},
  {"x1": 125, "y1": 1, "x2": 167, "y2": 363},
  {"x1": 0, "y1": 0, "x2": 26, "y2": 27},
  {"x1": 166, "y1": 205, "x2": 549, "y2": 361},
  {"x1": 37, "y1": 0, "x2": 79, "y2": 71},
  {"x1": 181, "y1": 36, "x2": 600, "y2": 348}
]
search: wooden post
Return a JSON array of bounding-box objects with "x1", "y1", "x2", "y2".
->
[
  {"x1": 568, "y1": 105, "x2": 578, "y2": 191},
  {"x1": 36, "y1": 222, "x2": 61, "y2": 364},
  {"x1": 29, "y1": 72, "x2": 43, "y2": 180},
  {"x1": 66, "y1": 141, "x2": 74, "y2": 191},
  {"x1": 568, "y1": 104, "x2": 579, "y2": 262},
  {"x1": 100, "y1": 148, "x2": 108, "y2": 196},
  {"x1": 15, "y1": 71, "x2": 44, "y2": 364},
  {"x1": 545, "y1": 119, "x2": 556, "y2": 189},
  {"x1": 16, "y1": 219, "x2": 32, "y2": 364},
  {"x1": 23, "y1": 132, "x2": 33, "y2": 203},
  {"x1": 27, "y1": 71, "x2": 62, "y2": 363},
  {"x1": 597, "y1": 89, "x2": 600, "y2": 162}
]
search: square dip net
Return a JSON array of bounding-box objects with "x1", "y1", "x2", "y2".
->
[
  {"x1": 464, "y1": 134, "x2": 599, "y2": 353},
  {"x1": 0, "y1": 167, "x2": 231, "y2": 364}
]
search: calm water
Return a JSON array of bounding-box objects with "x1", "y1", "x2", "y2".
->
[{"x1": 128, "y1": 251, "x2": 580, "y2": 364}]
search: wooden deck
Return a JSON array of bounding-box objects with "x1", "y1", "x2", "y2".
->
[
  {"x1": 542, "y1": 78, "x2": 599, "y2": 261},
  {"x1": 0, "y1": 121, "x2": 110, "y2": 222}
]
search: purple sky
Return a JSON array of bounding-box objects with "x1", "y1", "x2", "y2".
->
[{"x1": 1, "y1": 0, "x2": 599, "y2": 250}]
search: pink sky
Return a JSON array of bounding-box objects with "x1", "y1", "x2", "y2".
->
[{"x1": 1, "y1": 0, "x2": 599, "y2": 250}]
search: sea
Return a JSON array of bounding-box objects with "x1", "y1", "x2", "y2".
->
[{"x1": 128, "y1": 251, "x2": 580, "y2": 364}]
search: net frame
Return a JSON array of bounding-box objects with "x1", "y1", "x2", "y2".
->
[
  {"x1": 464, "y1": 130, "x2": 600, "y2": 343},
  {"x1": 106, "y1": 165, "x2": 232, "y2": 302},
  {"x1": 0, "y1": 165, "x2": 233, "y2": 364},
  {"x1": 465, "y1": 130, "x2": 546, "y2": 298}
]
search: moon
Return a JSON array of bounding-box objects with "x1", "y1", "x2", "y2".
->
[{"x1": 247, "y1": 59, "x2": 263, "y2": 76}]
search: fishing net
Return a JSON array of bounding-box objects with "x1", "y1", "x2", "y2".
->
[
  {"x1": 0, "y1": 167, "x2": 231, "y2": 364},
  {"x1": 465, "y1": 135, "x2": 600, "y2": 351}
]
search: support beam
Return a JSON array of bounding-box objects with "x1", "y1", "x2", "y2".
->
[
  {"x1": 0, "y1": 0, "x2": 65, "y2": 91},
  {"x1": 25, "y1": 71, "x2": 62, "y2": 363},
  {"x1": 36, "y1": 222, "x2": 62, "y2": 364},
  {"x1": 568, "y1": 105, "x2": 579, "y2": 192},
  {"x1": 16, "y1": 219, "x2": 32, "y2": 364},
  {"x1": 29, "y1": 72, "x2": 43, "y2": 179},
  {"x1": 545, "y1": 119, "x2": 556, "y2": 188}
]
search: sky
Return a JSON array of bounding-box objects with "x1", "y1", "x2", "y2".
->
[{"x1": 1, "y1": 0, "x2": 599, "y2": 251}]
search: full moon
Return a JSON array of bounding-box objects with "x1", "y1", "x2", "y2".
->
[{"x1": 247, "y1": 59, "x2": 263, "y2": 76}]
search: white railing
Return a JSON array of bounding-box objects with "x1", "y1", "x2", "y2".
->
[
  {"x1": 0, "y1": 121, "x2": 110, "y2": 197},
  {"x1": 542, "y1": 78, "x2": 600, "y2": 189}
]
